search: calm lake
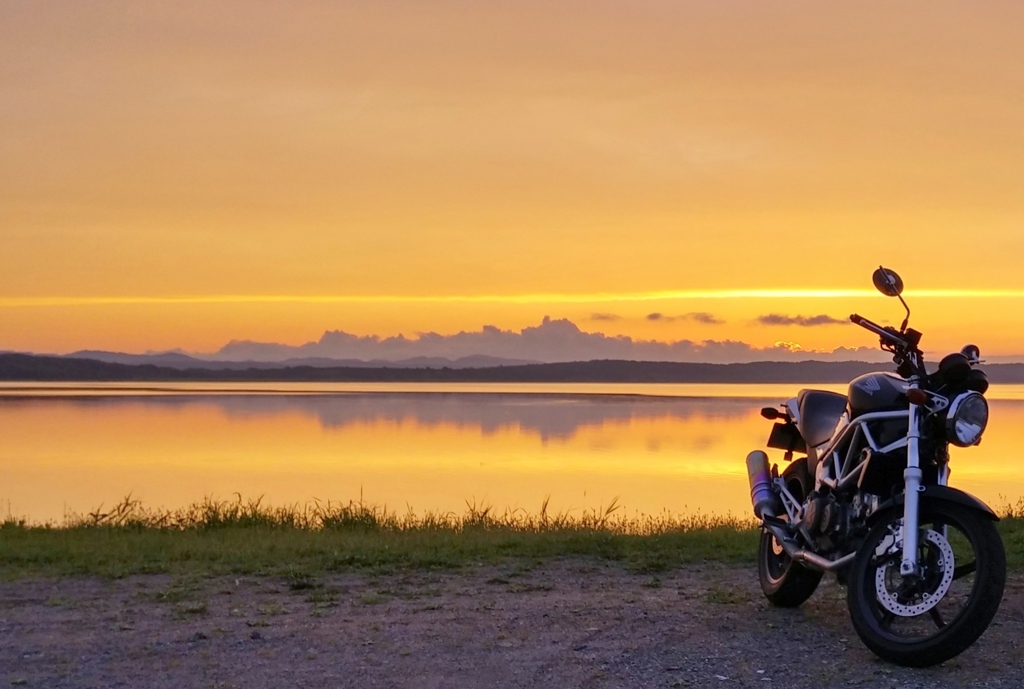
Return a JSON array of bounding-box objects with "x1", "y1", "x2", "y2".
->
[{"x1": 4, "y1": 382, "x2": 1024, "y2": 523}]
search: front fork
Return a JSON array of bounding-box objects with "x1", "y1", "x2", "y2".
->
[{"x1": 900, "y1": 389, "x2": 924, "y2": 576}]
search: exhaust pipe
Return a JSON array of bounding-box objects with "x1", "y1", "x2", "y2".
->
[{"x1": 746, "y1": 450, "x2": 854, "y2": 573}]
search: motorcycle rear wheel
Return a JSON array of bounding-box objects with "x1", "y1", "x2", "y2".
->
[
  {"x1": 758, "y1": 530, "x2": 823, "y2": 607},
  {"x1": 758, "y1": 459, "x2": 822, "y2": 607},
  {"x1": 846, "y1": 502, "x2": 1005, "y2": 667}
]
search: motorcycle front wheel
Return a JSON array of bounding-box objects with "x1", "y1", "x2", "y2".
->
[{"x1": 847, "y1": 502, "x2": 1005, "y2": 667}]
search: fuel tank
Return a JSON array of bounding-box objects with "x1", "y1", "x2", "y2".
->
[{"x1": 847, "y1": 372, "x2": 910, "y2": 418}]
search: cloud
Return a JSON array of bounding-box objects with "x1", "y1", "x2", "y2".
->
[
  {"x1": 757, "y1": 314, "x2": 849, "y2": 327},
  {"x1": 210, "y1": 316, "x2": 889, "y2": 364},
  {"x1": 590, "y1": 313, "x2": 622, "y2": 321},
  {"x1": 646, "y1": 312, "x2": 724, "y2": 324},
  {"x1": 682, "y1": 312, "x2": 724, "y2": 325}
]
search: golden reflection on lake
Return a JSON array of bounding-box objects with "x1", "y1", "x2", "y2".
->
[{"x1": 2, "y1": 384, "x2": 1023, "y2": 523}]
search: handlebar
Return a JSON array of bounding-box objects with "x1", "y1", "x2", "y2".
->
[{"x1": 849, "y1": 313, "x2": 907, "y2": 347}]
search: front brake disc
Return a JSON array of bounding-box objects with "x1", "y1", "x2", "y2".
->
[{"x1": 874, "y1": 529, "x2": 956, "y2": 617}]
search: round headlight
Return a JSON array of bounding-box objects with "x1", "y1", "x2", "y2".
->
[{"x1": 946, "y1": 392, "x2": 989, "y2": 447}]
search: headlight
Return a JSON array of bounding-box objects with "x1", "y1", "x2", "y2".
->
[{"x1": 946, "y1": 392, "x2": 989, "y2": 447}]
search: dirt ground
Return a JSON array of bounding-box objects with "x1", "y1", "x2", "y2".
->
[{"x1": 1, "y1": 562, "x2": 1022, "y2": 689}]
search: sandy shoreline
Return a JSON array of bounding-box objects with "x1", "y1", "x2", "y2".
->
[{"x1": 2, "y1": 562, "x2": 1022, "y2": 688}]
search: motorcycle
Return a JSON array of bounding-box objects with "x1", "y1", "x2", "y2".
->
[{"x1": 746, "y1": 266, "x2": 1005, "y2": 667}]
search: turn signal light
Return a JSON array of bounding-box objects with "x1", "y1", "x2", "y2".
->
[{"x1": 906, "y1": 389, "x2": 929, "y2": 405}]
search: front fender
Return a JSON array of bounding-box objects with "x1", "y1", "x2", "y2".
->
[{"x1": 872, "y1": 485, "x2": 999, "y2": 523}]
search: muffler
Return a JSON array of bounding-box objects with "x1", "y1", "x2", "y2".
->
[{"x1": 746, "y1": 450, "x2": 779, "y2": 519}]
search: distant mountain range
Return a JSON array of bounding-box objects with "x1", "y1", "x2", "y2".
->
[
  {"x1": 5, "y1": 352, "x2": 1024, "y2": 384},
  {"x1": 63, "y1": 350, "x2": 537, "y2": 370}
]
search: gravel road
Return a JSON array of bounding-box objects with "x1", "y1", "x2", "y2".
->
[{"x1": 2, "y1": 562, "x2": 1021, "y2": 688}]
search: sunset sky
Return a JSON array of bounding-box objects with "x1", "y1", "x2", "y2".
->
[{"x1": 3, "y1": 1, "x2": 1024, "y2": 359}]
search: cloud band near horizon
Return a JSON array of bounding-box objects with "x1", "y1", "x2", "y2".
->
[{"x1": 205, "y1": 316, "x2": 893, "y2": 365}]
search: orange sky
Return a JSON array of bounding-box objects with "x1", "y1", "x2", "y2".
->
[{"x1": 2, "y1": 1, "x2": 1024, "y2": 357}]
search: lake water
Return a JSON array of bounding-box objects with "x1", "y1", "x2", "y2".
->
[{"x1": 3, "y1": 382, "x2": 1024, "y2": 523}]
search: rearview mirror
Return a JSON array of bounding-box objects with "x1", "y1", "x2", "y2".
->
[
  {"x1": 961, "y1": 344, "x2": 981, "y2": 364},
  {"x1": 872, "y1": 267, "x2": 904, "y2": 297}
]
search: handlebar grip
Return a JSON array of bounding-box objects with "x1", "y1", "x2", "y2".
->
[{"x1": 850, "y1": 313, "x2": 905, "y2": 345}]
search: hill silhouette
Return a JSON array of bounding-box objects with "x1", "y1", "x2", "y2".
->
[
  {"x1": 63, "y1": 350, "x2": 536, "y2": 370},
  {"x1": 5, "y1": 352, "x2": 1024, "y2": 384}
]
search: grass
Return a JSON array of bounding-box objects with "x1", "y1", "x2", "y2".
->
[
  {"x1": 0, "y1": 495, "x2": 757, "y2": 578},
  {"x1": 2, "y1": 495, "x2": 1024, "y2": 579}
]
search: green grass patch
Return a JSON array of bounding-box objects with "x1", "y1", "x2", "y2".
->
[
  {"x1": 3, "y1": 495, "x2": 1023, "y2": 579},
  {"x1": 0, "y1": 496, "x2": 757, "y2": 578}
]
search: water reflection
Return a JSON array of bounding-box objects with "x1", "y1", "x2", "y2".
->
[
  {"x1": 6, "y1": 393, "x2": 757, "y2": 440},
  {"x1": 2, "y1": 388, "x2": 1022, "y2": 523}
]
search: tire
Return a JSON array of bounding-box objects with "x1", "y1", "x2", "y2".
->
[
  {"x1": 758, "y1": 459, "x2": 823, "y2": 607},
  {"x1": 847, "y1": 502, "x2": 1005, "y2": 667}
]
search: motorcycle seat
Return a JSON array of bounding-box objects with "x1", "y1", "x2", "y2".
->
[{"x1": 797, "y1": 389, "x2": 848, "y2": 449}]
